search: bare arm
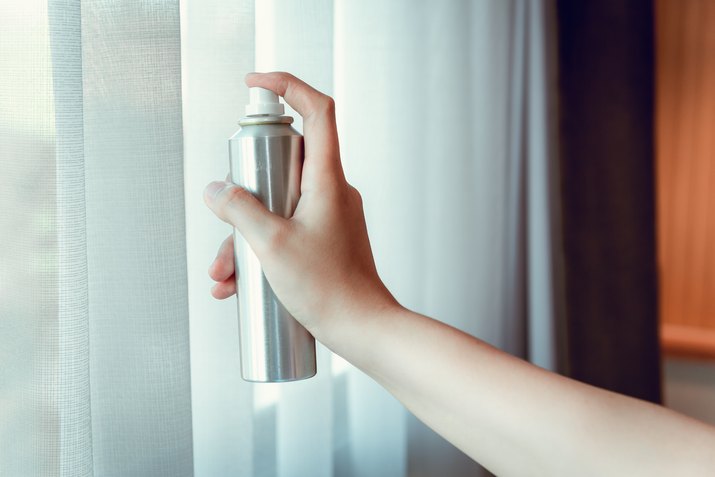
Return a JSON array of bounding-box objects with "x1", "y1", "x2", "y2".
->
[
  {"x1": 204, "y1": 72, "x2": 715, "y2": 476},
  {"x1": 326, "y1": 305, "x2": 715, "y2": 475}
]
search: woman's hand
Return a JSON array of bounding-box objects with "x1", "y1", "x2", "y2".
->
[
  {"x1": 203, "y1": 72, "x2": 397, "y2": 341},
  {"x1": 203, "y1": 72, "x2": 715, "y2": 477}
]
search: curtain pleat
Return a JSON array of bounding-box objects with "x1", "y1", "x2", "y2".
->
[
  {"x1": 81, "y1": 1, "x2": 194, "y2": 475},
  {"x1": 2, "y1": 0, "x2": 194, "y2": 475},
  {"x1": 333, "y1": 1, "x2": 419, "y2": 474},
  {"x1": 524, "y1": 0, "x2": 563, "y2": 372},
  {"x1": 49, "y1": 0, "x2": 93, "y2": 475},
  {"x1": 1, "y1": 0, "x2": 81, "y2": 475},
  {"x1": 180, "y1": 0, "x2": 256, "y2": 475}
]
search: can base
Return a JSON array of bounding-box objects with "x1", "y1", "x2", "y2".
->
[{"x1": 241, "y1": 370, "x2": 317, "y2": 383}]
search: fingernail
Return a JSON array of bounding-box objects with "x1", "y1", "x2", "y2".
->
[{"x1": 204, "y1": 181, "x2": 225, "y2": 200}]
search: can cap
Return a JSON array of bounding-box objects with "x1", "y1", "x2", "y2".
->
[{"x1": 245, "y1": 87, "x2": 285, "y2": 116}]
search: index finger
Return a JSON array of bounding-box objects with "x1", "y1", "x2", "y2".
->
[{"x1": 245, "y1": 72, "x2": 344, "y2": 185}]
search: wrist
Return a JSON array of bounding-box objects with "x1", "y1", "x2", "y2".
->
[{"x1": 309, "y1": 281, "x2": 403, "y2": 355}]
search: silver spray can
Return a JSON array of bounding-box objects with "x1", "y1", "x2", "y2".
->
[{"x1": 228, "y1": 87, "x2": 316, "y2": 382}]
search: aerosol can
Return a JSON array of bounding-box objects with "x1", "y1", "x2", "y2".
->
[{"x1": 228, "y1": 87, "x2": 316, "y2": 382}]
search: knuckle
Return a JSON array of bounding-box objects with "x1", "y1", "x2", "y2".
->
[
  {"x1": 274, "y1": 71, "x2": 292, "y2": 80},
  {"x1": 223, "y1": 185, "x2": 253, "y2": 210},
  {"x1": 276, "y1": 72, "x2": 294, "y2": 91},
  {"x1": 311, "y1": 94, "x2": 335, "y2": 118},
  {"x1": 348, "y1": 185, "x2": 363, "y2": 205},
  {"x1": 321, "y1": 181, "x2": 345, "y2": 203},
  {"x1": 213, "y1": 186, "x2": 256, "y2": 225},
  {"x1": 322, "y1": 95, "x2": 336, "y2": 115}
]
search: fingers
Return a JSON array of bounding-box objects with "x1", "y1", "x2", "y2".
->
[
  {"x1": 211, "y1": 275, "x2": 237, "y2": 299},
  {"x1": 209, "y1": 234, "x2": 235, "y2": 282},
  {"x1": 209, "y1": 235, "x2": 236, "y2": 300},
  {"x1": 204, "y1": 181, "x2": 285, "y2": 255},
  {"x1": 245, "y1": 72, "x2": 345, "y2": 186},
  {"x1": 246, "y1": 71, "x2": 329, "y2": 122}
]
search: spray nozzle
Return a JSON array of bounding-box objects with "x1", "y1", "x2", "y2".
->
[{"x1": 245, "y1": 87, "x2": 285, "y2": 116}]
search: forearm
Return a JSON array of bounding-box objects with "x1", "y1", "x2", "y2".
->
[
  {"x1": 316, "y1": 304, "x2": 715, "y2": 476},
  {"x1": 206, "y1": 72, "x2": 715, "y2": 476}
]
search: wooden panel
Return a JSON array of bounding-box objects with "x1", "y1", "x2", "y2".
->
[
  {"x1": 656, "y1": 0, "x2": 715, "y2": 356},
  {"x1": 661, "y1": 324, "x2": 715, "y2": 360}
]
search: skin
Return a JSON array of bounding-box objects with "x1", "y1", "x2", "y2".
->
[{"x1": 204, "y1": 72, "x2": 715, "y2": 476}]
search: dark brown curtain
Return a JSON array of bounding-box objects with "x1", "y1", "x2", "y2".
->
[{"x1": 555, "y1": 0, "x2": 662, "y2": 403}]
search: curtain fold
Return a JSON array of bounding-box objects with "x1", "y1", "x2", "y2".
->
[
  {"x1": 2, "y1": 1, "x2": 193, "y2": 476},
  {"x1": 2, "y1": 1, "x2": 558, "y2": 475},
  {"x1": 1, "y1": 0, "x2": 85, "y2": 474},
  {"x1": 181, "y1": 0, "x2": 256, "y2": 474},
  {"x1": 49, "y1": 0, "x2": 93, "y2": 474},
  {"x1": 81, "y1": 1, "x2": 194, "y2": 474}
]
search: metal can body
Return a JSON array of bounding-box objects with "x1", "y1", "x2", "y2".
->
[{"x1": 228, "y1": 117, "x2": 316, "y2": 382}]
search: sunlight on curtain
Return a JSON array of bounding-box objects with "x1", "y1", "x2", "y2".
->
[
  {"x1": 183, "y1": 1, "x2": 556, "y2": 477},
  {"x1": 1, "y1": 0, "x2": 555, "y2": 475},
  {"x1": 253, "y1": 2, "x2": 337, "y2": 476},
  {"x1": 0, "y1": 1, "x2": 72, "y2": 475},
  {"x1": 180, "y1": 0, "x2": 255, "y2": 475},
  {"x1": 1, "y1": 1, "x2": 193, "y2": 476},
  {"x1": 81, "y1": 1, "x2": 193, "y2": 475},
  {"x1": 335, "y1": 2, "x2": 515, "y2": 475}
]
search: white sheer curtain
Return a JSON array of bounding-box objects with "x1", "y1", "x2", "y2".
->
[
  {"x1": 1, "y1": 0, "x2": 557, "y2": 476},
  {"x1": 2, "y1": 0, "x2": 192, "y2": 476}
]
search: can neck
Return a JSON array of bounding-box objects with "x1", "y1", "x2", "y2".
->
[{"x1": 239, "y1": 115, "x2": 294, "y2": 127}]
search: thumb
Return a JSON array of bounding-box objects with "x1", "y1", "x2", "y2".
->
[{"x1": 203, "y1": 181, "x2": 284, "y2": 254}]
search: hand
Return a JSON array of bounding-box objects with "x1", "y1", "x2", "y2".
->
[
  {"x1": 205, "y1": 73, "x2": 715, "y2": 477},
  {"x1": 203, "y1": 72, "x2": 397, "y2": 341}
]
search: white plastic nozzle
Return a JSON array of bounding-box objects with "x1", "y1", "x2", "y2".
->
[{"x1": 245, "y1": 87, "x2": 285, "y2": 116}]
